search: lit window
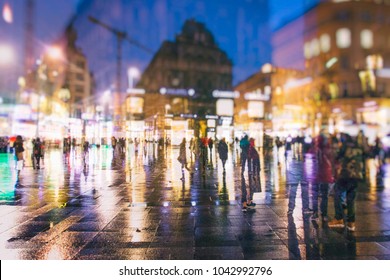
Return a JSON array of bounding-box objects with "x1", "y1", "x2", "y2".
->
[
  {"x1": 310, "y1": 39, "x2": 320, "y2": 56},
  {"x1": 304, "y1": 42, "x2": 312, "y2": 59},
  {"x1": 366, "y1": 55, "x2": 383, "y2": 70},
  {"x1": 336, "y1": 28, "x2": 351, "y2": 48},
  {"x1": 361, "y1": 29, "x2": 373, "y2": 49},
  {"x1": 320, "y1": 34, "x2": 331, "y2": 52}
]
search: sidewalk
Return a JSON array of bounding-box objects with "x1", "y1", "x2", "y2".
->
[{"x1": 1, "y1": 146, "x2": 390, "y2": 260}]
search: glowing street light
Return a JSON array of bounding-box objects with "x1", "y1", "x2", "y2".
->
[
  {"x1": 2, "y1": 3, "x2": 12, "y2": 24},
  {"x1": 46, "y1": 46, "x2": 63, "y2": 60},
  {"x1": 0, "y1": 44, "x2": 14, "y2": 66}
]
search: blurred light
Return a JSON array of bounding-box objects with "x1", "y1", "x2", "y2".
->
[
  {"x1": 284, "y1": 77, "x2": 312, "y2": 91},
  {"x1": 160, "y1": 87, "x2": 167, "y2": 95},
  {"x1": 2, "y1": 3, "x2": 12, "y2": 24},
  {"x1": 0, "y1": 44, "x2": 14, "y2": 65},
  {"x1": 320, "y1": 34, "x2": 331, "y2": 53},
  {"x1": 336, "y1": 28, "x2": 351, "y2": 48},
  {"x1": 163, "y1": 201, "x2": 169, "y2": 207},
  {"x1": 126, "y1": 88, "x2": 145, "y2": 94},
  {"x1": 361, "y1": 29, "x2": 373, "y2": 49},
  {"x1": 377, "y1": 68, "x2": 390, "y2": 78},
  {"x1": 326, "y1": 57, "x2": 338, "y2": 69},
  {"x1": 18, "y1": 77, "x2": 26, "y2": 87},
  {"x1": 36, "y1": 59, "x2": 42, "y2": 65},
  {"x1": 46, "y1": 46, "x2": 62, "y2": 60},
  {"x1": 261, "y1": 63, "x2": 273, "y2": 73},
  {"x1": 191, "y1": 201, "x2": 196, "y2": 206},
  {"x1": 188, "y1": 88, "x2": 195, "y2": 96},
  {"x1": 304, "y1": 136, "x2": 312, "y2": 144}
]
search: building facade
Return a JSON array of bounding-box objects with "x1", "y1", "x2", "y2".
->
[
  {"x1": 272, "y1": 0, "x2": 390, "y2": 140},
  {"x1": 138, "y1": 19, "x2": 233, "y2": 143}
]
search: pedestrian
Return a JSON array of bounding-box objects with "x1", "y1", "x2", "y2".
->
[
  {"x1": 177, "y1": 138, "x2": 190, "y2": 178},
  {"x1": 241, "y1": 174, "x2": 256, "y2": 212},
  {"x1": 208, "y1": 137, "x2": 214, "y2": 162},
  {"x1": 311, "y1": 132, "x2": 334, "y2": 222},
  {"x1": 111, "y1": 136, "x2": 117, "y2": 153},
  {"x1": 200, "y1": 137, "x2": 208, "y2": 173},
  {"x1": 134, "y1": 137, "x2": 139, "y2": 153},
  {"x1": 248, "y1": 138, "x2": 260, "y2": 177},
  {"x1": 13, "y1": 135, "x2": 24, "y2": 180},
  {"x1": 328, "y1": 134, "x2": 363, "y2": 231},
  {"x1": 33, "y1": 137, "x2": 43, "y2": 169},
  {"x1": 217, "y1": 137, "x2": 228, "y2": 172},
  {"x1": 239, "y1": 135, "x2": 250, "y2": 173}
]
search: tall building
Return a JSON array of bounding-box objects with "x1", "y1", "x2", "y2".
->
[
  {"x1": 272, "y1": 0, "x2": 390, "y2": 139},
  {"x1": 138, "y1": 19, "x2": 233, "y2": 142}
]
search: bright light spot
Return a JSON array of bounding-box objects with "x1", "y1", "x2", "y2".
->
[
  {"x1": 326, "y1": 57, "x2": 338, "y2": 69},
  {"x1": 163, "y1": 202, "x2": 169, "y2": 207},
  {"x1": 18, "y1": 76, "x2": 26, "y2": 87},
  {"x1": 0, "y1": 44, "x2": 14, "y2": 65},
  {"x1": 188, "y1": 88, "x2": 195, "y2": 96},
  {"x1": 2, "y1": 3, "x2": 13, "y2": 24},
  {"x1": 160, "y1": 87, "x2": 167, "y2": 95},
  {"x1": 191, "y1": 201, "x2": 196, "y2": 206},
  {"x1": 47, "y1": 46, "x2": 62, "y2": 60}
]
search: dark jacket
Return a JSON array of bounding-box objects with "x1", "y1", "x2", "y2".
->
[
  {"x1": 218, "y1": 140, "x2": 228, "y2": 161},
  {"x1": 336, "y1": 140, "x2": 364, "y2": 181}
]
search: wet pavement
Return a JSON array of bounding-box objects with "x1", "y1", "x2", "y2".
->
[{"x1": 1, "y1": 143, "x2": 390, "y2": 260}]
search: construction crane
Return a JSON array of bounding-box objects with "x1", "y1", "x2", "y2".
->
[{"x1": 88, "y1": 16, "x2": 152, "y2": 136}]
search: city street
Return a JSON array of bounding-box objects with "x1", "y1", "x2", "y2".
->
[{"x1": 1, "y1": 144, "x2": 390, "y2": 260}]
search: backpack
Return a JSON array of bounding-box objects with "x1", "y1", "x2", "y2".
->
[{"x1": 336, "y1": 144, "x2": 364, "y2": 180}]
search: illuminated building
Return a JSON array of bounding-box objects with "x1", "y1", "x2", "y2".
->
[
  {"x1": 138, "y1": 19, "x2": 233, "y2": 143},
  {"x1": 272, "y1": 0, "x2": 390, "y2": 140},
  {"x1": 234, "y1": 64, "x2": 312, "y2": 143}
]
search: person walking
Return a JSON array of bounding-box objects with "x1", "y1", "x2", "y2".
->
[
  {"x1": 178, "y1": 138, "x2": 190, "y2": 179},
  {"x1": 13, "y1": 135, "x2": 24, "y2": 180},
  {"x1": 217, "y1": 137, "x2": 228, "y2": 172},
  {"x1": 33, "y1": 137, "x2": 43, "y2": 169},
  {"x1": 239, "y1": 135, "x2": 250, "y2": 174},
  {"x1": 311, "y1": 131, "x2": 334, "y2": 222},
  {"x1": 328, "y1": 135, "x2": 363, "y2": 231},
  {"x1": 248, "y1": 138, "x2": 261, "y2": 177},
  {"x1": 208, "y1": 137, "x2": 214, "y2": 163}
]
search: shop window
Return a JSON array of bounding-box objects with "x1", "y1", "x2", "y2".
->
[{"x1": 361, "y1": 29, "x2": 373, "y2": 49}]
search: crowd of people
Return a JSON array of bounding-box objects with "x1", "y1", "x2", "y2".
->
[{"x1": 5, "y1": 128, "x2": 389, "y2": 231}]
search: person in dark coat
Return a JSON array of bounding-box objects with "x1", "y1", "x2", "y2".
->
[
  {"x1": 240, "y1": 135, "x2": 250, "y2": 173},
  {"x1": 217, "y1": 137, "x2": 228, "y2": 171},
  {"x1": 33, "y1": 137, "x2": 43, "y2": 169},
  {"x1": 13, "y1": 135, "x2": 24, "y2": 179},
  {"x1": 328, "y1": 135, "x2": 363, "y2": 231},
  {"x1": 311, "y1": 132, "x2": 334, "y2": 222},
  {"x1": 248, "y1": 138, "x2": 260, "y2": 176}
]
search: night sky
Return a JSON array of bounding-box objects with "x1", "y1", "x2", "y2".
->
[{"x1": 0, "y1": 0, "x2": 315, "y2": 99}]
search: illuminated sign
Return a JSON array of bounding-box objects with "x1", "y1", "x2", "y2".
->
[
  {"x1": 160, "y1": 88, "x2": 195, "y2": 97},
  {"x1": 212, "y1": 90, "x2": 239, "y2": 99},
  {"x1": 127, "y1": 88, "x2": 145, "y2": 94},
  {"x1": 244, "y1": 88, "x2": 270, "y2": 101},
  {"x1": 216, "y1": 99, "x2": 234, "y2": 116},
  {"x1": 248, "y1": 101, "x2": 264, "y2": 118},
  {"x1": 180, "y1": 113, "x2": 197, "y2": 119},
  {"x1": 205, "y1": 115, "x2": 218, "y2": 119}
]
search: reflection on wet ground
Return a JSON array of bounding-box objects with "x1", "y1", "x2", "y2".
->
[{"x1": 1, "y1": 143, "x2": 390, "y2": 260}]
